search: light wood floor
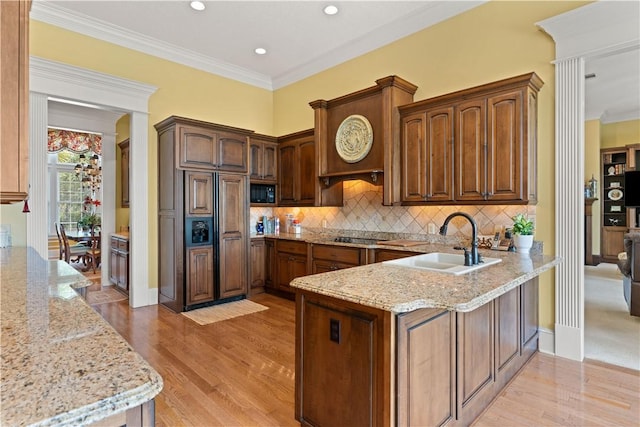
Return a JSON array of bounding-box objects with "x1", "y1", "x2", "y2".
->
[{"x1": 94, "y1": 294, "x2": 640, "y2": 426}]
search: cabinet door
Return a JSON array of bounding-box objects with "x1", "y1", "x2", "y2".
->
[
  {"x1": 457, "y1": 302, "x2": 494, "y2": 418},
  {"x1": 265, "y1": 239, "x2": 276, "y2": 289},
  {"x1": 455, "y1": 98, "x2": 487, "y2": 201},
  {"x1": 178, "y1": 125, "x2": 218, "y2": 170},
  {"x1": 397, "y1": 309, "x2": 455, "y2": 427},
  {"x1": 262, "y1": 142, "x2": 278, "y2": 182},
  {"x1": 521, "y1": 277, "x2": 538, "y2": 353},
  {"x1": 116, "y1": 251, "x2": 129, "y2": 293},
  {"x1": 109, "y1": 246, "x2": 119, "y2": 285},
  {"x1": 486, "y1": 89, "x2": 523, "y2": 201},
  {"x1": 425, "y1": 106, "x2": 454, "y2": 202},
  {"x1": 0, "y1": 0, "x2": 29, "y2": 203},
  {"x1": 495, "y1": 287, "x2": 519, "y2": 374},
  {"x1": 186, "y1": 246, "x2": 214, "y2": 305},
  {"x1": 278, "y1": 143, "x2": 297, "y2": 205},
  {"x1": 186, "y1": 171, "x2": 213, "y2": 215},
  {"x1": 250, "y1": 239, "x2": 266, "y2": 293},
  {"x1": 401, "y1": 112, "x2": 428, "y2": 202},
  {"x1": 374, "y1": 249, "x2": 414, "y2": 262},
  {"x1": 218, "y1": 131, "x2": 248, "y2": 173},
  {"x1": 119, "y1": 139, "x2": 130, "y2": 207},
  {"x1": 298, "y1": 138, "x2": 316, "y2": 205},
  {"x1": 276, "y1": 253, "x2": 307, "y2": 292},
  {"x1": 218, "y1": 174, "x2": 247, "y2": 299},
  {"x1": 249, "y1": 141, "x2": 262, "y2": 180}
]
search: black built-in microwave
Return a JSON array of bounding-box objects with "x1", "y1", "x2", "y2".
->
[{"x1": 250, "y1": 183, "x2": 276, "y2": 204}]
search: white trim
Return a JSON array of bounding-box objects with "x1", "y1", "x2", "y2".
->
[
  {"x1": 538, "y1": 327, "x2": 555, "y2": 355},
  {"x1": 27, "y1": 94, "x2": 49, "y2": 258},
  {"x1": 30, "y1": 57, "x2": 156, "y2": 113},
  {"x1": 29, "y1": 58, "x2": 157, "y2": 308},
  {"x1": 536, "y1": 1, "x2": 639, "y2": 362}
]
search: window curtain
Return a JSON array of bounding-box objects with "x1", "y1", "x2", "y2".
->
[{"x1": 47, "y1": 128, "x2": 102, "y2": 154}]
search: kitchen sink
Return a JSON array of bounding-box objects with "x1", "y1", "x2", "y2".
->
[{"x1": 383, "y1": 252, "x2": 502, "y2": 275}]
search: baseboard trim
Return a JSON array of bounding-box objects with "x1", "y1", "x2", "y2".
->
[
  {"x1": 555, "y1": 323, "x2": 583, "y2": 361},
  {"x1": 538, "y1": 327, "x2": 555, "y2": 355}
]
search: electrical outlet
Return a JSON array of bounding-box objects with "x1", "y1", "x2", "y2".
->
[{"x1": 330, "y1": 318, "x2": 340, "y2": 343}]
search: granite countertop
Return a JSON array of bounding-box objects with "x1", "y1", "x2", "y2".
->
[
  {"x1": 288, "y1": 242, "x2": 560, "y2": 314},
  {"x1": 0, "y1": 247, "x2": 162, "y2": 426}
]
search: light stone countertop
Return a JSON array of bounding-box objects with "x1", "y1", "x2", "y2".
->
[
  {"x1": 288, "y1": 241, "x2": 560, "y2": 314},
  {"x1": 0, "y1": 247, "x2": 162, "y2": 426}
]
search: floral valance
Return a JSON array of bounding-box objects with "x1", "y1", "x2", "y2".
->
[{"x1": 47, "y1": 129, "x2": 102, "y2": 155}]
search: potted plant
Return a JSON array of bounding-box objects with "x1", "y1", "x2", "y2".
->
[
  {"x1": 78, "y1": 213, "x2": 101, "y2": 232},
  {"x1": 511, "y1": 213, "x2": 534, "y2": 254}
]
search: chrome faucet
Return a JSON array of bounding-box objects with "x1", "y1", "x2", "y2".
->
[{"x1": 439, "y1": 212, "x2": 482, "y2": 265}]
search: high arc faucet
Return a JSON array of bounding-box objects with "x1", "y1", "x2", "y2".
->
[{"x1": 439, "y1": 212, "x2": 483, "y2": 265}]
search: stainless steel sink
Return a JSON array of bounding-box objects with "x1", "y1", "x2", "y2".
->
[{"x1": 383, "y1": 252, "x2": 502, "y2": 275}]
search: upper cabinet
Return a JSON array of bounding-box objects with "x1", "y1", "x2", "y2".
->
[
  {"x1": 249, "y1": 134, "x2": 278, "y2": 183},
  {"x1": 399, "y1": 73, "x2": 543, "y2": 205},
  {"x1": 0, "y1": 0, "x2": 30, "y2": 204},
  {"x1": 156, "y1": 116, "x2": 251, "y2": 174},
  {"x1": 277, "y1": 129, "x2": 342, "y2": 207}
]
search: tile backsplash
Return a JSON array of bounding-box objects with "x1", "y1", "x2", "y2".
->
[{"x1": 250, "y1": 180, "x2": 535, "y2": 239}]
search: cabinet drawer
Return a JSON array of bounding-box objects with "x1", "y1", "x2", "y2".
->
[
  {"x1": 312, "y1": 244, "x2": 362, "y2": 265},
  {"x1": 277, "y1": 239, "x2": 307, "y2": 255},
  {"x1": 118, "y1": 239, "x2": 129, "y2": 252},
  {"x1": 111, "y1": 237, "x2": 119, "y2": 249}
]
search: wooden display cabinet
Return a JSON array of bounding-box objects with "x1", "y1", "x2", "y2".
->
[
  {"x1": 118, "y1": 139, "x2": 130, "y2": 208},
  {"x1": 600, "y1": 148, "x2": 628, "y2": 263}
]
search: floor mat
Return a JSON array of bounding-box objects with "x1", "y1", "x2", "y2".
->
[
  {"x1": 87, "y1": 286, "x2": 127, "y2": 305},
  {"x1": 181, "y1": 299, "x2": 269, "y2": 325}
]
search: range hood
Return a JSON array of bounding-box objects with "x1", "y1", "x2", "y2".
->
[{"x1": 310, "y1": 76, "x2": 417, "y2": 205}]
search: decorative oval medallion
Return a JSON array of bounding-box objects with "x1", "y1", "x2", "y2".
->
[{"x1": 335, "y1": 114, "x2": 373, "y2": 163}]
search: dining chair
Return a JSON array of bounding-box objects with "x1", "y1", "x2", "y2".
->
[
  {"x1": 54, "y1": 223, "x2": 64, "y2": 260},
  {"x1": 59, "y1": 223, "x2": 89, "y2": 264},
  {"x1": 84, "y1": 227, "x2": 102, "y2": 274}
]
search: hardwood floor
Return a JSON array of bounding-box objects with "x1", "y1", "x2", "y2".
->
[{"x1": 94, "y1": 294, "x2": 639, "y2": 426}]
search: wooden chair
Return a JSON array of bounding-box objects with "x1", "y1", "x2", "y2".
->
[
  {"x1": 84, "y1": 227, "x2": 102, "y2": 274},
  {"x1": 55, "y1": 222, "x2": 64, "y2": 260},
  {"x1": 59, "y1": 223, "x2": 89, "y2": 264}
]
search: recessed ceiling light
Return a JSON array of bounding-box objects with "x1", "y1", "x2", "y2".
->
[
  {"x1": 324, "y1": 5, "x2": 338, "y2": 15},
  {"x1": 255, "y1": 48, "x2": 267, "y2": 55},
  {"x1": 190, "y1": 1, "x2": 205, "y2": 11}
]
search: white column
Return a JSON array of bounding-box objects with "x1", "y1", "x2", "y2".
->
[
  {"x1": 27, "y1": 93, "x2": 48, "y2": 258},
  {"x1": 554, "y1": 57, "x2": 585, "y2": 361},
  {"x1": 128, "y1": 111, "x2": 155, "y2": 307},
  {"x1": 100, "y1": 133, "x2": 116, "y2": 287}
]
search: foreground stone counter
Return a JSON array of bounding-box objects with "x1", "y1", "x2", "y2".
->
[
  {"x1": 0, "y1": 247, "x2": 162, "y2": 426},
  {"x1": 290, "y1": 247, "x2": 560, "y2": 313}
]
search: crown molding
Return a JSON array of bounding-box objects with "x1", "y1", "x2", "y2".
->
[
  {"x1": 600, "y1": 107, "x2": 640, "y2": 125},
  {"x1": 272, "y1": 1, "x2": 487, "y2": 89},
  {"x1": 30, "y1": 1, "x2": 274, "y2": 90}
]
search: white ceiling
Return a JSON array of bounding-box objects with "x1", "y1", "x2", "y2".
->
[{"x1": 32, "y1": 0, "x2": 640, "y2": 123}]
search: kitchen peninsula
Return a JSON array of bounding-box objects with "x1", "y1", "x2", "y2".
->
[
  {"x1": 0, "y1": 247, "x2": 162, "y2": 426},
  {"x1": 290, "y1": 243, "x2": 559, "y2": 426}
]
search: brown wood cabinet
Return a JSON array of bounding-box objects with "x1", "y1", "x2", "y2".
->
[
  {"x1": 399, "y1": 73, "x2": 543, "y2": 205},
  {"x1": 296, "y1": 291, "x2": 391, "y2": 427},
  {"x1": 186, "y1": 246, "x2": 214, "y2": 305},
  {"x1": 296, "y1": 277, "x2": 539, "y2": 426},
  {"x1": 218, "y1": 173, "x2": 247, "y2": 300},
  {"x1": 275, "y1": 240, "x2": 308, "y2": 294},
  {"x1": 119, "y1": 139, "x2": 130, "y2": 208},
  {"x1": 373, "y1": 249, "x2": 414, "y2": 263},
  {"x1": 278, "y1": 129, "x2": 342, "y2": 207},
  {"x1": 311, "y1": 244, "x2": 366, "y2": 273},
  {"x1": 156, "y1": 116, "x2": 251, "y2": 173},
  {"x1": 601, "y1": 147, "x2": 630, "y2": 263},
  {"x1": 265, "y1": 238, "x2": 276, "y2": 289},
  {"x1": 155, "y1": 116, "x2": 248, "y2": 312},
  {"x1": 186, "y1": 171, "x2": 213, "y2": 216},
  {"x1": 109, "y1": 235, "x2": 129, "y2": 295},
  {"x1": 250, "y1": 238, "x2": 266, "y2": 295},
  {"x1": 0, "y1": 0, "x2": 30, "y2": 203},
  {"x1": 250, "y1": 134, "x2": 278, "y2": 183},
  {"x1": 401, "y1": 107, "x2": 454, "y2": 203}
]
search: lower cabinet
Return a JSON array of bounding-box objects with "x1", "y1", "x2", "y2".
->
[
  {"x1": 109, "y1": 235, "x2": 129, "y2": 295},
  {"x1": 250, "y1": 238, "x2": 266, "y2": 295},
  {"x1": 296, "y1": 278, "x2": 539, "y2": 427},
  {"x1": 186, "y1": 246, "x2": 214, "y2": 306},
  {"x1": 311, "y1": 244, "x2": 366, "y2": 273},
  {"x1": 276, "y1": 240, "x2": 308, "y2": 294},
  {"x1": 373, "y1": 249, "x2": 414, "y2": 263},
  {"x1": 265, "y1": 238, "x2": 276, "y2": 289}
]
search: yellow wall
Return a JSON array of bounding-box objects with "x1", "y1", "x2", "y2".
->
[
  {"x1": 585, "y1": 120, "x2": 601, "y2": 254},
  {"x1": 601, "y1": 119, "x2": 640, "y2": 148},
  {"x1": 28, "y1": 0, "x2": 591, "y2": 330}
]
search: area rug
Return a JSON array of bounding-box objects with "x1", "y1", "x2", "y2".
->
[
  {"x1": 584, "y1": 263, "x2": 640, "y2": 371},
  {"x1": 181, "y1": 300, "x2": 269, "y2": 325},
  {"x1": 87, "y1": 287, "x2": 127, "y2": 305}
]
